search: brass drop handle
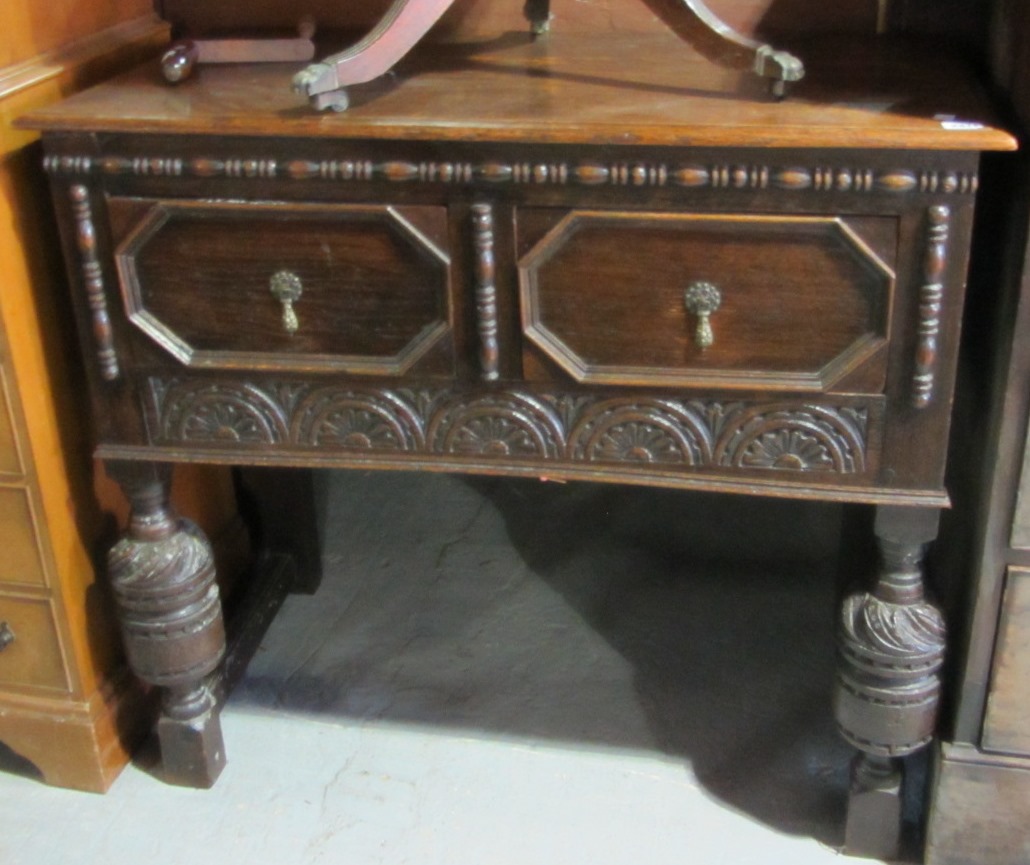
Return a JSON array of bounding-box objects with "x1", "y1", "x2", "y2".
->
[
  {"x1": 684, "y1": 281, "x2": 722, "y2": 349},
  {"x1": 0, "y1": 621, "x2": 14, "y2": 653},
  {"x1": 269, "y1": 270, "x2": 303, "y2": 334}
]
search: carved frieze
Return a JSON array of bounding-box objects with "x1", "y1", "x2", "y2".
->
[
  {"x1": 427, "y1": 392, "x2": 565, "y2": 459},
  {"x1": 147, "y1": 378, "x2": 873, "y2": 476},
  {"x1": 100, "y1": 156, "x2": 184, "y2": 176},
  {"x1": 43, "y1": 155, "x2": 93, "y2": 175},
  {"x1": 152, "y1": 380, "x2": 290, "y2": 443},
  {"x1": 566, "y1": 398, "x2": 714, "y2": 465},
  {"x1": 47, "y1": 151, "x2": 978, "y2": 196},
  {"x1": 716, "y1": 405, "x2": 868, "y2": 473},
  {"x1": 291, "y1": 388, "x2": 425, "y2": 450}
]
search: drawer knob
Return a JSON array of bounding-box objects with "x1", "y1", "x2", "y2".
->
[
  {"x1": 684, "y1": 281, "x2": 722, "y2": 349},
  {"x1": 0, "y1": 621, "x2": 14, "y2": 652},
  {"x1": 269, "y1": 270, "x2": 304, "y2": 334}
]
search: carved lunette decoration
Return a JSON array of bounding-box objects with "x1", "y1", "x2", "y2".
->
[
  {"x1": 912, "y1": 205, "x2": 950, "y2": 409},
  {"x1": 68, "y1": 184, "x2": 119, "y2": 381},
  {"x1": 146, "y1": 378, "x2": 872, "y2": 476},
  {"x1": 471, "y1": 203, "x2": 500, "y2": 381},
  {"x1": 45, "y1": 154, "x2": 979, "y2": 196}
]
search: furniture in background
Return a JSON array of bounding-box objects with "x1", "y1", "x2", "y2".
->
[
  {"x1": 22, "y1": 24, "x2": 1013, "y2": 857},
  {"x1": 924, "y1": 2, "x2": 1030, "y2": 862},
  {"x1": 0, "y1": 4, "x2": 251, "y2": 792},
  {"x1": 284, "y1": 0, "x2": 803, "y2": 111}
]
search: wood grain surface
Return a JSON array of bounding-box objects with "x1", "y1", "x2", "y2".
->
[{"x1": 20, "y1": 32, "x2": 1016, "y2": 151}]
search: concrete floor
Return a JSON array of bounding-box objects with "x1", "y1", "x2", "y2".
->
[{"x1": 0, "y1": 470, "x2": 907, "y2": 864}]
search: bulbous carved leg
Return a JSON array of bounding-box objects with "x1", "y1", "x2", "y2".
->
[
  {"x1": 106, "y1": 461, "x2": 227, "y2": 787},
  {"x1": 834, "y1": 506, "x2": 946, "y2": 859}
]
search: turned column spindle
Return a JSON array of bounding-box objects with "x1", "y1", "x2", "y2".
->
[{"x1": 106, "y1": 462, "x2": 227, "y2": 787}]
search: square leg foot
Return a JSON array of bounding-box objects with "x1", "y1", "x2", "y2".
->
[
  {"x1": 843, "y1": 756, "x2": 902, "y2": 860},
  {"x1": 157, "y1": 708, "x2": 226, "y2": 788}
]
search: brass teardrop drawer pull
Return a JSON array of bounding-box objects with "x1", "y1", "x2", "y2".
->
[
  {"x1": 269, "y1": 270, "x2": 303, "y2": 334},
  {"x1": 684, "y1": 281, "x2": 723, "y2": 349},
  {"x1": 0, "y1": 621, "x2": 14, "y2": 652}
]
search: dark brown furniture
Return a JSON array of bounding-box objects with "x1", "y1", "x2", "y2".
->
[
  {"x1": 922, "y1": 4, "x2": 1030, "y2": 862},
  {"x1": 21, "y1": 31, "x2": 1013, "y2": 858},
  {"x1": 286, "y1": 0, "x2": 802, "y2": 110}
]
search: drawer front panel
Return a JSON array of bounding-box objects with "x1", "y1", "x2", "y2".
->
[
  {"x1": 0, "y1": 486, "x2": 48, "y2": 588},
  {"x1": 112, "y1": 200, "x2": 454, "y2": 376},
  {"x1": 518, "y1": 210, "x2": 896, "y2": 391},
  {"x1": 0, "y1": 595, "x2": 69, "y2": 692},
  {"x1": 983, "y1": 567, "x2": 1030, "y2": 755},
  {"x1": 0, "y1": 363, "x2": 23, "y2": 478}
]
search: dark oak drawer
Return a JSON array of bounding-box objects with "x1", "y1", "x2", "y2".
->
[
  {"x1": 111, "y1": 200, "x2": 454, "y2": 377},
  {"x1": 517, "y1": 209, "x2": 896, "y2": 392},
  {"x1": 0, "y1": 594, "x2": 69, "y2": 692}
]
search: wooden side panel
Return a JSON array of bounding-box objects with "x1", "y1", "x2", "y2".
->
[
  {"x1": 982, "y1": 567, "x2": 1030, "y2": 753},
  {"x1": 1010, "y1": 436, "x2": 1030, "y2": 548},
  {"x1": 926, "y1": 743, "x2": 1030, "y2": 865},
  {"x1": 0, "y1": 0, "x2": 152, "y2": 68}
]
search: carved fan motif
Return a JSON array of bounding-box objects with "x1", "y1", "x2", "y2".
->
[
  {"x1": 595, "y1": 422, "x2": 688, "y2": 463},
  {"x1": 158, "y1": 382, "x2": 289, "y2": 443},
  {"x1": 717, "y1": 407, "x2": 867, "y2": 473},
  {"x1": 447, "y1": 415, "x2": 544, "y2": 457},
  {"x1": 739, "y1": 428, "x2": 836, "y2": 471},
  {"x1": 426, "y1": 393, "x2": 565, "y2": 459},
  {"x1": 291, "y1": 389, "x2": 424, "y2": 451},
  {"x1": 568, "y1": 399, "x2": 712, "y2": 465},
  {"x1": 315, "y1": 408, "x2": 400, "y2": 449}
]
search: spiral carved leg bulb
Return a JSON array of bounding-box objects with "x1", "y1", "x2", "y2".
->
[
  {"x1": 834, "y1": 506, "x2": 946, "y2": 859},
  {"x1": 106, "y1": 462, "x2": 227, "y2": 787}
]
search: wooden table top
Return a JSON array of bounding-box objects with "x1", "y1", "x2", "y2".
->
[{"x1": 20, "y1": 31, "x2": 1017, "y2": 151}]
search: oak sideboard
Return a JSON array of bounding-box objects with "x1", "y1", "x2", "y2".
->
[{"x1": 21, "y1": 30, "x2": 1014, "y2": 857}]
